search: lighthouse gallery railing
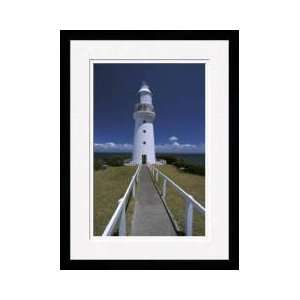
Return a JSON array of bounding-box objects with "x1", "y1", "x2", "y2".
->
[
  {"x1": 135, "y1": 103, "x2": 154, "y2": 113},
  {"x1": 102, "y1": 165, "x2": 141, "y2": 236},
  {"x1": 149, "y1": 165, "x2": 206, "y2": 236}
]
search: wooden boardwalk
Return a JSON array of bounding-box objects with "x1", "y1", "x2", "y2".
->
[{"x1": 130, "y1": 166, "x2": 177, "y2": 236}]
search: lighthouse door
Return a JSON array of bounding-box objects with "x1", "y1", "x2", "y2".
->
[{"x1": 142, "y1": 155, "x2": 147, "y2": 164}]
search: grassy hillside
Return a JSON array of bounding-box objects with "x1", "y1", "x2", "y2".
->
[
  {"x1": 94, "y1": 164, "x2": 205, "y2": 236},
  {"x1": 94, "y1": 166, "x2": 136, "y2": 235},
  {"x1": 157, "y1": 165, "x2": 205, "y2": 236}
]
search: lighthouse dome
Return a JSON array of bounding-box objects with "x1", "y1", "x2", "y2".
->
[{"x1": 138, "y1": 81, "x2": 152, "y2": 95}]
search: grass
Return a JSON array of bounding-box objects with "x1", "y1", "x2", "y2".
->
[
  {"x1": 94, "y1": 166, "x2": 136, "y2": 236},
  {"x1": 94, "y1": 164, "x2": 205, "y2": 236},
  {"x1": 157, "y1": 165, "x2": 205, "y2": 236}
]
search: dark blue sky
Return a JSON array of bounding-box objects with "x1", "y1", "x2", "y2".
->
[{"x1": 94, "y1": 63, "x2": 205, "y2": 153}]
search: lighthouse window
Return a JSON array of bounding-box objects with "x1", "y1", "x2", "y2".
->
[
  {"x1": 143, "y1": 130, "x2": 146, "y2": 133},
  {"x1": 143, "y1": 141, "x2": 146, "y2": 145}
]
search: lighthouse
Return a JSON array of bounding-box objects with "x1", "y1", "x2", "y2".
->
[{"x1": 131, "y1": 82, "x2": 156, "y2": 165}]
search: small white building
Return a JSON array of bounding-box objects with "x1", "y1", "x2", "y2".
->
[{"x1": 131, "y1": 82, "x2": 157, "y2": 165}]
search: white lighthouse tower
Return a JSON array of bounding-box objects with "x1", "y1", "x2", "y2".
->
[{"x1": 131, "y1": 82, "x2": 156, "y2": 165}]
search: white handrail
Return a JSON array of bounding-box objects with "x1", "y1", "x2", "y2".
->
[
  {"x1": 102, "y1": 198, "x2": 124, "y2": 236},
  {"x1": 102, "y1": 165, "x2": 141, "y2": 236},
  {"x1": 149, "y1": 166, "x2": 205, "y2": 236}
]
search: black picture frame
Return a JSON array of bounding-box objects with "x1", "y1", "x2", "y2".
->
[{"x1": 60, "y1": 30, "x2": 239, "y2": 270}]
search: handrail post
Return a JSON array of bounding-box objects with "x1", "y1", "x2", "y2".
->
[
  {"x1": 162, "y1": 179, "x2": 167, "y2": 200},
  {"x1": 156, "y1": 169, "x2": 158, "y2": 182},
  {"x1": 185, "y1": 200, "x2": 193, "y2": 236},
  {"x1": 132, "y1": 180, "x2": 136, "y2": 198},
  {"x1": 118, "y1": 200, "x2": 126, "y2": 236}
]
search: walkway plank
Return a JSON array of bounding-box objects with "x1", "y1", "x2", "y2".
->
[{"x1": 130, "y1": 166, "x2": 177, "y2": 236}]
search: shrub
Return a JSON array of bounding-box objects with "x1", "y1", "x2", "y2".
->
[
  {"x1": 157, "y1": 154, "x2": 205, "y2": 176},
  {"x1": 94, "y1": 158, "x2": 105, "y2": 171},
  {"x1": 183, "y1": 164, "x2": 205, "y2": 176},
  {"x1": 173, "y1": 158, "x2": 186, "y2": 168},
  {"x1": 156, "y1": 155, "x2": 178, "y2": 165},
  {"x1": 103, "y1": 156, "x2": 124, "y2": 167}
]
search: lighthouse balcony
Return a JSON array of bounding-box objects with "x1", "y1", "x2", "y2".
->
[
  {"x1": 133, "y1": 110, "x2": 155, "y2": 121},
  {"x1": 134, "y1": 103, "x2": 154, "y2": 113}
]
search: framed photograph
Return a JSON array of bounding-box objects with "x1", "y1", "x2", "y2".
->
[{"x1": 60, "y1": 30, "x2": 239, "y2": 269}]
